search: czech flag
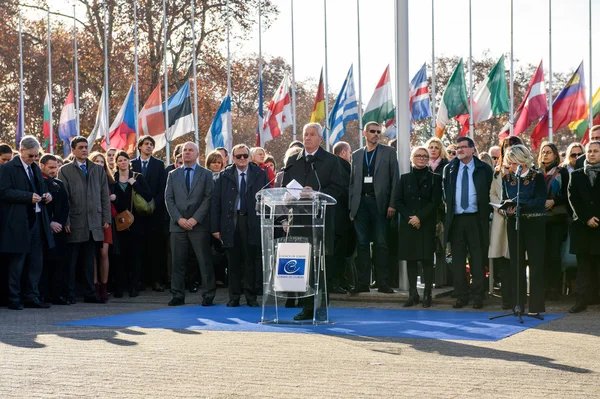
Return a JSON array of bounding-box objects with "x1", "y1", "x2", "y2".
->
[{"x1": 102, "y1": 84, "x2": 136, "y2": 151}]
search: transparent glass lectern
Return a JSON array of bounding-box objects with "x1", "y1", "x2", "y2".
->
[{"x1": 256, "y1": 188, "x2": 337, "y2": 325}]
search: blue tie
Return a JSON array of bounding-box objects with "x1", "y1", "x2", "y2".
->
[
  {"x1": 80, "y1": 163, "x2": 88, "y2": 180},
  {"x1": 185, "y1": 167, "x2": 192, "y2": 192},
  {"x1": 239, "y1": 172, "x2": 247, "y2": 213},
  {"x1": 461, "y1": 165, "x2": 469, "y2": 211},
  {"x1": 142, "y1": 161, "x2": 148, "y2": 176},
  {"x1": 27, "y1": 166, "x2": 38, "y2": 194}
]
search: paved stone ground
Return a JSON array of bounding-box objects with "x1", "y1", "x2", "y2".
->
[{"x1": 0, "y1": 288, "x2": 599, "y2": 398}]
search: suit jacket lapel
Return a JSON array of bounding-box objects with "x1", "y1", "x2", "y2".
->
[
  {"x1": 373, "y1": 145, "x2": 382, "y2": 175},
  {"x1": 188, "y1": 165, "x2": 202, "y2": 197},
  {"x1": 355, "y1": 148, "x2": 364, "y2": 182}
]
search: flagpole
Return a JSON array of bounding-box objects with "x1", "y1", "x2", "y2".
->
[
  {"x1": 468, "y1": 0, "x2": 474, "y2": 139},
  {"x1": 589, "y1": 0, "x2": 593, "y2": 131},
  {"x1": 162, "y1": 0, "x2": 170, "y2": 162},
  {"x1": 48, "y1": 9, "x2": 54, "y2": 154},
  {"x1": 134, "y1": 0, "x2": 140, "y2": 150},
  {"x1": 509, "y1": 0, "x2": 514, "y2": 137},
  {"x1": 103, "y1": 1, "x2": 110, "y2": 147},
  {"x1": 430, "y1": 0, "x2": 436, "y2": 137},
  {"x1": 548, "y1": 0, "x2": 553, "y2": 143},
  {"x1": 73, "y1": 5, "x2": 80, "y2": 139},
  {"x1": 323, "y1": 0, "x2": 330, "y2": 151},
  {"x1": 226, "y1": 0, "x2": 231, "y2": 159},
  {"x1": 18, "y1": 12, "x2": 25, "y2": 140},
  {"x1": 356, "y1": 0, "x2": 364, "y2": 146},
  {"x1": 258, "y1": 0, "x2": 263, "y2": 140},
  {"x1": 291, "y1": 0, "x2": 297, "y2": 142},
  {"x1": 191, "y1": 0, "x2": 199, "y2": 145}
]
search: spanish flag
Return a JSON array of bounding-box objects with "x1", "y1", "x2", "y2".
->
[{"x1": 310, "y1": 68, "x2": 325, "y2": 123}]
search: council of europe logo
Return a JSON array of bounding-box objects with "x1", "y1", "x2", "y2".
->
[{"x1": 277, "y1": 258, "x2": 305, "y2": 276}]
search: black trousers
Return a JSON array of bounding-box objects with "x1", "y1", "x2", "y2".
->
[
  {"x1": 40, "y1": 232, "x2": 67, "y2": 301},
  {"x1": 449, "y1": 213, "x2": 485, "y2": 299},
  {"x1": 575, "y1": 254, "x2": 600, "y2": 302},
  {"x1": 492, "y1": 257, "x2": 511, "y2": 305},
  {"x1": 7, "y1": 214, "x2": 43, "y2": 304},
  {"x1": 507, "y1": 216, "x2": 546, "y2": 313},
  {"x1": 226, "y1": 215, "x2": 256, "y2": 302},
  {"x1": 407, "y1": 260, "x2": 433, "y2": 292},
  {"x1": 65, "y1": 234, "x2": 97, "y2": 300},
  {"x1": 115, "y1": 230, "x2": 144, "y2": 294},
  {"x1": 544, "y1": 219, "x2": 567, "y2": 294},
  {"x1": 143, "y1": 216, "x2": 168, "y2": 285}
]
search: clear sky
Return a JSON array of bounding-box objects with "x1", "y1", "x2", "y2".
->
[{"x1": 45, "y1": 0, "x2": 600, "y2": 103}]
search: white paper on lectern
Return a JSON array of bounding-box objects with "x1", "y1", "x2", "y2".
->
[
  {"x1": 285, "y1": 179, "x2": 304, "y2": 199},
  {"x1": 274, "y1": 242, "x2": 311, "y2": 292}
]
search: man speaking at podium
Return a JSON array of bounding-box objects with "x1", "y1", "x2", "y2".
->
[{"x1": 281, "y1": 122, "x2": 344, "y2": 320}]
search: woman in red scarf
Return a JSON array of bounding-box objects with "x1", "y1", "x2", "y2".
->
[{"x1": 250, "y1": 146, "x2": 276, "y2": 187}]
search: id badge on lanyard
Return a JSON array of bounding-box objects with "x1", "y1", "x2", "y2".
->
[{"x1": 364, "y1": 147, "x2": 376, "y2": 184}]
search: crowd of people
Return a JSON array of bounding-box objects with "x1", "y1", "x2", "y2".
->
[{"x1": 0, "y1": 122, "x2": 599, "y2": 319}]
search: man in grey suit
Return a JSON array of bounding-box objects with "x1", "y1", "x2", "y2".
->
[
  {"x1": 349, "y1": 121, "x2": 400, "y2": 294},
  {"x1": 58, "y1": 136, "x2": 110, "y2": 304},
  {"x1": 165, "y1": 142, "x2": 216, "y2": 306}
]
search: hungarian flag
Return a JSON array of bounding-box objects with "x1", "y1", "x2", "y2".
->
[
  {"x1": 43, "y1": 89, "x2": 55, "y2": 153},
  {"x1": 310, "y1": 68, "x2": 325, "y2": 123},
  {"x1": 259, "y1": 73, "x2": 292, "y2": 146},
  {"x1": 569, "y1": 86, "x2": 600, "y2": 144},
  {"x1": 139, "y1": 85, "x2": 165, "y2": 138},
  {"x1": 363, "y1": 65, "x2": 395, "y2": 126},
  {"x1": 499, "y1": 60, "x2": 547, "y2": 139},
  {"x1": 436, "y1": 59, "x2": 469, "y2": 138},
  {"x1": 531, "y1": 62, "x2": 588, "y2": 149},
  {"x1": 458, "y1": 56, "x2": 509, "y2": 136}
]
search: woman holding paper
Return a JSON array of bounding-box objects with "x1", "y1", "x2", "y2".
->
[
  {"x1": 501, "y1": 145, "x2": 546, "y2": 315},
  {"x1": 397, "y1": 146, "x2": 442, "y2": 307}
]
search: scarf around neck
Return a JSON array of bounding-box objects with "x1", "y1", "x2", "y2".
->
[{"x1": 584, "y1": 160, "x2": 600, "y2": 186}]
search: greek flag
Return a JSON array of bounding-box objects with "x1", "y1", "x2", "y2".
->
[{"x1": 328, "y1": 65, "x2": 359, "y2": 146}]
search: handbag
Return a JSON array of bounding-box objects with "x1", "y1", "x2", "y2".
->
[
  {"x1": 132, "y1": 173, "x2": 155, "y2": 215},
  {"x1": 115, "y1": 187, "x2": 134, "y2": 231}
]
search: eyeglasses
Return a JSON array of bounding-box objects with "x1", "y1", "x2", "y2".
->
[
  {"x1": 413, "y1": 154, "x2": 429, "y2": 159},
  {"x1": 234, "y1": 153, "x2": 249, "y2": 160},
  {"x1": 368, "y1": 129, "x2": 382, "y2": 134},
  {"x1": 448, "y1": 150, "x2": 457, "y2": 156},
  {"x1": 570, "y1": 152, "x2": 583, "y2": 158},
  {"x1": 25, "y1": 153, "x2": 40, "y2": 159},
  {"x1": 492, "y1": 156, "x2": 499, "y2": 161}
]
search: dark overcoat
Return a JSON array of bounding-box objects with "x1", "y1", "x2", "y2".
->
[{"x1": 568, "y1": 168, "x2": 600, "y2": 255}]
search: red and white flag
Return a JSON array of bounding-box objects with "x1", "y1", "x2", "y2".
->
[
  {"x1": 499, "y1": 60, "x2": 547, "y2": 139},
  {"x1": 138, "y1": 85, "x2": 165, "y2": 138},
  {"x1": 259, "y1": 73, "x2": 292, "y2": 146}
]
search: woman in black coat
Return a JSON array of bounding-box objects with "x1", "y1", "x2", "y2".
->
[
  {"x1": 568, "y1": 141, "x2": 600, "y2": 313},
  {"x1": 112, "y1": 151, "x2": 152, "y2": 297},
  {"x1": 397, "y1": 146, "x2": 442, "y2": 307}
]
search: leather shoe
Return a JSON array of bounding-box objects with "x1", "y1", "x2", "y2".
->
[
  {"x1": 168, "y1": 297, "x2": 185, "y2": 306},
  {"x1": 247, "y1": 299, "x2": 260, "y2": 307},
  {"x1": 293, "y1": 309, "x2": 314, "y2": 321},
  {"x1": 84, "y1": 296, "x2": 104, "y2": 304},
  {"x1": 227, "y1": 299, "x2": 240, "y2": 307},
  {"x1": 349, "y1": 286, "x2": 370, "y2": 295},
  {"x1": 152, "y1": 282, "x2": 165, "y2": 292},
  {"x1": 8, "y1": 302, "x2": 24, "y2": 310},
  {"x1": 129, "y1": 289, "x2": 139, "y2": 298},
  {"x1": 378, "y1": 285, "x2": 395, "y2": 294},
  {"x1": 472, "y1": 297, "x2": 484, "y2": 309},
  {"x1": 25, "y1": 298, "x2": 51, "y2": 309},
  {"x1": 52, "y1": 296, "x2": 70, "y2": 305},
  {"x1": 67, "y1": 298, "x2": 76, "y2": 305},
  {"x1": 453, "y1": 298, "x2": 469, "y2": 308},
  {"x1": 569, "y1": 303, "x2": 587, "y2": 313},
  {"x1": 201, "y1": 297, "x2": 214, "y2": 306},
  {"x1": 328, "y1": 285, "x2": 347, "y2": 295}
]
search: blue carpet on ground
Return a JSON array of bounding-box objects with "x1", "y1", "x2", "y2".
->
[{"x1": 59, "y1": 306, "x2": 564, "y2": 341}]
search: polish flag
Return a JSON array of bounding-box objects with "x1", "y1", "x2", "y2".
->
[
  {"x1": 259, "y1": 73, "x2": 292, "y2": 146},
  {"x1": 499, "y1": 60, "x2": 547, "y2": 139},
  {"x1": 138, "y1": 85, "x2": 165, "y2": 137}
]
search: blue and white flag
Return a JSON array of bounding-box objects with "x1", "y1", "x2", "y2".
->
[
  {"x1": 329, "y1": 65, "x2": 358, "y2": 145},
  {"x1": 328, "y1": 65, "x2": 359, "y2": 146},
  {"x1": 205, "y1": 94, "x2": 232, "y2": 157},
  {"x1": 409, "y1": 63, "x2": 432, "y2": 122}
]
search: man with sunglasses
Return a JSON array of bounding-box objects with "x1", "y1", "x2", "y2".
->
[
  {"x1": 0, "y1": 136, "x2": 54, "y2": 310},
  {"x1": 489, "y1": 146, "x2": 501, "y2": 167},
  {"x1": 211, "y1": 144, "x2": 268, "y2": 307},
  {"x1": 349, "y1": 121, "x2": 400, "y2": 295},
  {"x1": 575, "y1": 125, "x2": 600, "y2": 169}
]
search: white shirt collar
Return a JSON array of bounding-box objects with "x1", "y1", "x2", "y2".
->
[
  {"x1": 19, "y1": 156, "x2": 31, "y2": 171},
  {"x1": 237, "y1": 167, "x2": 248, "y2": 175},
  {"x1": 305, "y1": 148, "x2": 318, "y2": 157}
]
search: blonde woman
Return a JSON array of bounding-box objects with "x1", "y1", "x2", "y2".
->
[
  {"x1": 250, "y1": 146, "x2": 275, "y2": 186},
  {"x1": 561, "y1": 142, "x2": 585, "y2": 173},
  {"x1": 425, "y1": 137, "x2": 448, "y2": 175}
]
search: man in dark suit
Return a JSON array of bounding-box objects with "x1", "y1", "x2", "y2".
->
[
  {"x1": 211, "y1": 144, "x2": 268, "y2": 307},
  {"x1": 0, "y1": 143, "x2": 13, "y2": 305},
  {"x1": 575, "y1": 126, "x2": 600, "y2": 169},
  {"x1": 442, "y1": 136, "x2": 493, "y2": 309},
  {"x1": 349, "y1": 122, "x2": 400, "y2": 294},
  {"x1": 0, "y1": 136, "x2": 54, "y2": 310},
  {"x1": 282, "y1": 122, "x2": 344, "y2": 320},
  {"x1": 131, "y1": 135, "x2": 167, "y2": 292},
  {"x1": 165, "y1": 142, "x2": 216, "y2": 306},
  {"x1": 39, "y1": 154, "x2": 70, "y2": 305}
]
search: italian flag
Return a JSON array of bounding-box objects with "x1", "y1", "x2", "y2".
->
[
  {"x1": 362, "y1": 65, "x2": 395, "y2": 126},
  {"x1": 43, "y1": 89, "x2": 54, "y2": 153},
  {"x1": 569, "y1": 86, "x2": 600, "y2": 144},
  {"x1": 435, "y1": 58, "x2": 469, "y2": 138}
]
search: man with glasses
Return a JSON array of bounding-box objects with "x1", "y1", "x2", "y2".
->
[
  {"x1": 0, "y1": 136, "x2": 54, "y2": 310},
  {"x1": 576, "y1": 125, "x2": 600, "y2": 169},
  {"x1": 489, "y1": 145, "x2": 501, "y2": 167},
  {"x1": 349, "y1": 121, "x2": 400, "y2": 295},
  {"x1": 442, "y1": 137, "x2": 493, "y2": 309},
  {"x1": 211, "y1": 144, "x2": 268, "y2": 307},
  {"x1": 165, "y1": 142, "x2": 216, "y2": 306}
]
